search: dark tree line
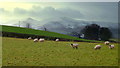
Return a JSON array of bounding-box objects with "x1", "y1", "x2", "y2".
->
[
  {"x1": 81, "y1": 24, "x2": 112, "y2": 41},
  {"x1": 82, "y1": 24, "x2": 100, "y2": 40},
  {"x1": 99, "y1": 27, "x2": 112, "y2": 41}
]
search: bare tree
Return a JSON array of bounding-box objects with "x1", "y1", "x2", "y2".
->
[
  {"x1": 43, "y1": 26, "x2": 47, "y2": 31},
  {"x1": 18, "y1": 21, "x2": 20, "y2": 27},
  {"x1": 26, "y1": 23, "x2": 31, "y2": 28}
]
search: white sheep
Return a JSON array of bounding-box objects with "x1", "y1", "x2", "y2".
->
[
  {"x1": 39, "y1": 38, "x2": 45, "y2": 42},
  {"x1": 33, "y1": 38, "x2": 38, "y2": 42},
  {"x1": 109, "y1": 45, "x2": 114, "y2": 49},
  {"x1": 104, "y1": 41, "x2": 110, "y2": 45},
  {"x1": 70, "y1": 43, "x2": 79, "y2": 49},
  {"x1": 28, "y1": 37, "x2": 32, "y2": 40},
  {"x1": 94, "y1": 45, "x2": 101, "y2": 50},
  {"x1": 55, "y1": 39, "x2": 59, "y2": 42}
]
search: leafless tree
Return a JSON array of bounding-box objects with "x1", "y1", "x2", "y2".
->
[
  {"x1": 43, "y1": 26, "x2": 47, "y2": 31},
  {"x1": 26, "y1": 23, "x2": 31, "y2": 28}
]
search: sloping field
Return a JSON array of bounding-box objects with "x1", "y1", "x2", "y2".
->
[
  {"x1": 2, "y1": 37, "x2": 118, "y2": 66},
  {"x1": 1, "y1": 25, "x2": 101, "y2": 42}
]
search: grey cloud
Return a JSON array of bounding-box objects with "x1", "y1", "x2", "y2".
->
[
  {"x1": 31, "y1": 6, "x2": 83, "y2": 19},
  {"x1": 14, "y1": 8, "x2": 27, "y2": 15},
  {"x1": 0, "y1": 8, "x2": 9, "y2": 14},
  {"x1": 12, "y1": 6, "x2": 84, "y2": 19},
  {"x1": 0, "y1": 8, "x2": 4, "y2": 12},
  {"x1": 2, "y1": 2, "x2": 118, "y2": 23},
  {"x1": 58, "y1": 8, "x2": 84, "y2": 18},
  {"x1": 66, "y1": 2, "x2": 118, "y2": 23},
  {"x1": 0, "y1": 8, "x2": 4, "y2": 15}
]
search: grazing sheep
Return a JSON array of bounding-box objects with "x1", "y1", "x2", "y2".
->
[
  {"x1": 94, "y1": 45, "x2": 101, "y2": 50},
  {"x1": 109, "y1": 45, "x2": 114, "y2": 49},
  {"x1": 104, "y1": 41, "x2": 110, "y2": 45},
  {"x1": 28, "y1": 37, "x2": 32, "y2": 40},
  {"x1": 55, "y1": 39, "x2": 59, "y2": 42},
  {"x1": 70, "y1": 43, "x2": 79, "y2": 49},
  {"x1": 33, "y1": 38, "x2": 38, "y2": 42},
  {"x1": 39, "y1": 38, "x2": 45, "y2": 42}
]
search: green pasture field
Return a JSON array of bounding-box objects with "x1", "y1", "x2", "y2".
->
[
  {"x1": 0, "y1": 37, "x2": 2, "y2": 67},
  {"x1": 2, "y1": 37, "x2": 118, "y2": 66},
  {"x1": 1, "y1": 25, "x2": 101, "y2": 42}
]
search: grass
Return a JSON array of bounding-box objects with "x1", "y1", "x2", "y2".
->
[
  {"x1": 1, "y1": 25, "x2": 101, "y2": 42},
  {"x1": 2, "y1": 37, "x2": 118, "y2": 66},
  {"x1": 0, "y1": 37, "x2": 2, "y2": 67},
  {"x1": 110, "y1": 38, "x2": 119, "y2": 42}
]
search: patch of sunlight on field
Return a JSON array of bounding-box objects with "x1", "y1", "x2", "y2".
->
[{"x1": 2, "y1": 37, "x2": 118, "y2": 66}]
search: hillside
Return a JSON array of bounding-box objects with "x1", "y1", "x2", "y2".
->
[{"x1": 1, "y1": 25, "x2": 101, "y2": 42}]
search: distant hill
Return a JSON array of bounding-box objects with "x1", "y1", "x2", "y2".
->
[{"x1": 13, "y1": 17, "x2": 118, "y2": 38}]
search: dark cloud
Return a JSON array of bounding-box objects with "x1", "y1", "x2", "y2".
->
[
  {"x1": 12, "y1": 6, "x2": 84, "y2": 19},
  {"x1": 29, "y1": 6, "x2": 84, "y2": 19},
  {"x1": 10, "y1": 2, "x2": 117, "y2": 23},
  {"x1": 66, "y1": 2, "x2": 118, "y2": 23}
]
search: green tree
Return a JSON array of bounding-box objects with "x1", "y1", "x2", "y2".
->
[
  {"x1": 82, "y1": 24, "x2": 100, "y2": 40},
  {"x1": 99, "y1": 27, "x2": 112, "y2": 41}
]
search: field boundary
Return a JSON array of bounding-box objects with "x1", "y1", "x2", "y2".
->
[
  {"x1": 2, "y1": 31, "x2": 72, "y2": 41},
  {"x1": 2, "y1": 31, "x2": 99, "y2": 43}
]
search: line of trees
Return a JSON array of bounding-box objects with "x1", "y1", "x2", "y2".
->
[
  {"x1": 71, "y1": 24, "x2": 112, "y2": 41},
  {"x1": 81, "y1": 24, "x2": 112, "y2": 41}
]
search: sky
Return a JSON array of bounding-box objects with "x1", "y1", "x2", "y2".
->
[
  {"x1": 0, "y1": 2, "x2": 118, "y2": 25},
  {"x1": 0, "y1": 0, "x2": 119, "y2": 2}
]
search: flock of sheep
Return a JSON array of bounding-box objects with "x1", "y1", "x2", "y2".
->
[
  {"x1": 28, "y1": 37, "x2": 59, "y2": 42},
  {"x1": 28, "y1": 37, "x2": 115, "y2": 50},
  {"x1": 94, "y1": 41, "x2": 115, "y2": 50},
  {"x1": 70, "y1": 41, "x2": 115, "y2": 50}
]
